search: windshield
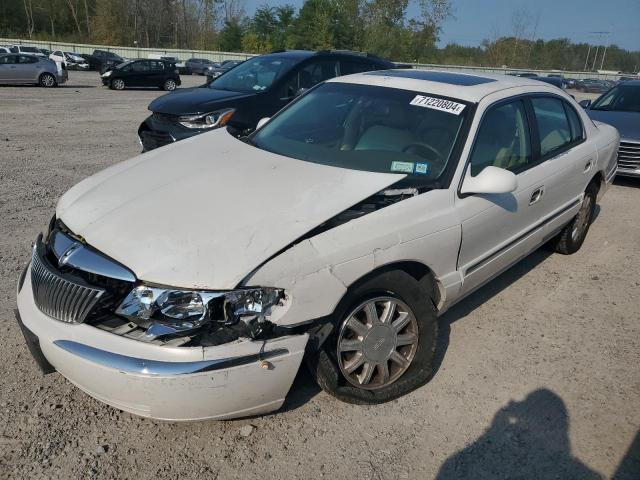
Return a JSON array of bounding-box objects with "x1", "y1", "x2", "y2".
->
[
  {"x1": 591, "y1": 85, "x2": 640, "y2": 112},
  {"x1": 209, "y1": 55, "x2": 295, "y2": 93},
  {"x1": 115, "y1": 60, "x2": 133, "y2": 69},
  {"x1": 252, "y1": 82, "x2": 469, "y2": 182},
  {"x1": 21, "y1": 47, "x2": 39, "y2": 53}
]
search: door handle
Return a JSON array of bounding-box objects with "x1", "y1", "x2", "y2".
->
[
  {"x1": 584, "y1": 159, "x2": 593, "y2": 173},
  {"x1": 529, "y1": 186, "x2": 545, "y2": 205}
]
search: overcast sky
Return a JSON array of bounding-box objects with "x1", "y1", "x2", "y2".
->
[{"x1": 245, "y1": 0, "x2": 639, "y2": 51}]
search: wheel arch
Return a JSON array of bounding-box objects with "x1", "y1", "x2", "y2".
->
[{"x1": 342, "y1": 260, "x2": 443, "y2": 312}]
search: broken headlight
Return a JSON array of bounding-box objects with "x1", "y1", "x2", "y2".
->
[{"x1": 115, "y1": 285, "x2": 284, "y2": 337}]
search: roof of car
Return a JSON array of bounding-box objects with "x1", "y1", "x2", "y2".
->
[{"x1": 328, "y1": 69, "x2": 560, "y2": 103}]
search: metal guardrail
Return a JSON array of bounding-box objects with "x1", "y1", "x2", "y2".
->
[
  {"x1": 0, "y1": 37, "x2": 255, "y2": 63},
  {"x1": 0, "y1": 37, "x2": 628, "y2": 80}
]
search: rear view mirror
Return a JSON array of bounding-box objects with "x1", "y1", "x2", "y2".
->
[
  {"x1": 295, "y1": 87, "x2": 308, "y2": 97},
  {"x1": 461, "y1": 165, "x2": 517, "y2": 195},
  {"x1": 256, "y1": 117, "x2": 270, "y2": 130},
  {"x1": 579, "y1": 99, "x2": 591, "y2": 108}
]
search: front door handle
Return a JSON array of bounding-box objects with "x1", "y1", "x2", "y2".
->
[
  {"x1": 584, "y1": 159, "x2": 593, "y2": 173},
  {"x1": 529, "y1": 186, "x2": 545, "y2": 205}
]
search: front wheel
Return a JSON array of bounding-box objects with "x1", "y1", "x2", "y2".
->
[
  {"x1": 308, "y1": 270, "x2": 438, "y2": 404},
  {"x1": 163, "y1": 79, "x2": 177, "y2": 91},
  {"x1": 550, "y1": 183, "x2": 597, "y2": 255},
  {"x1": 39, "y1": 73, "x2": 57, "y2": 88},
  {"x1": 110, "y1": 78, "x2": 125, "y2": 90}
]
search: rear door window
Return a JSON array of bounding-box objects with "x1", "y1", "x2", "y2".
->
[
  {"x1": 469, "y1": 100, "x2": 532, "y2": 175},
  {"x1": 531, "y1": 97, "x2": 572, "y2": 157},
  {"x1": 564, "y1": 103, "x2": 584, "y2": 142},
  {"x1": 18, "y1": 55, "x2": 38, "y2": 64}
]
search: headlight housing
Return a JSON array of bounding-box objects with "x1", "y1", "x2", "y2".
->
[
  {"x1": 178, "y1": 108, "x2": 235, "y2": 129},
  {"x1": 101, "y1": 70, "x2": 112, "y2": 77},
  {"x1": 116, "y1": 285, "x2": 284, "y2": 337}
]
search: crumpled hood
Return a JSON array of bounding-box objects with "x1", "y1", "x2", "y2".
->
[
  {"x1": 588, "y1": 110, "x2": 640, "y2": 142},
  {"x1": 149, "y1": 87, "x2": 253, "y2": 115},
  {"x1": 56, "y1": 130, "x2": 404, "y2": 289}
]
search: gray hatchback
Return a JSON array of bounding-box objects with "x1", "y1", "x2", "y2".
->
[{"x1": 0, "y1": 53, "x2": 68, "y2": 87}]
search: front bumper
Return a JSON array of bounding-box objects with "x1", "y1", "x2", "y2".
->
[
  {"x1": 138, "y1": 115, "x2": 204, "y2": 151},
  {"x1": 16, "y1": 264, "x2": 308, "y2": 421}
]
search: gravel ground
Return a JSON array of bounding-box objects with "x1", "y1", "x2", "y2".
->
[{"x1": 0, "y1": 72, "x2": 638, "y2": 480}]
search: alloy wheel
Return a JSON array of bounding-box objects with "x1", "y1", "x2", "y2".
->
[
  {"x1": 41, "y1": 74, "x2": 55, "y2": 87},
  {"x1": 112, "y1": 79, "x2": 125, "y2": 90},
  {"x1": 164, "y1": 79, "x2": 176, "y2": 91},
  {"x1": 337, "y1": 297, "x2": 419, "y2": 390}
]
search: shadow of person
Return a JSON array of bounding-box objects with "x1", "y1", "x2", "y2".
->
[{"x1": 436, "y1": 389, "x2": 603, "y2": 480}]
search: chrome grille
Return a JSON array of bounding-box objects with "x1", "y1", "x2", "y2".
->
[
  {"x1": 31, "y1": 245, "x2": 105, "y2": 324},
  {"x1": 618, "y1": 141, "x2": 640, "y2": 171}
]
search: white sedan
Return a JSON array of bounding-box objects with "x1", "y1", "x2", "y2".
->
[{"x1": 16, "y1": 70, "x2": 619, "y2": 420}]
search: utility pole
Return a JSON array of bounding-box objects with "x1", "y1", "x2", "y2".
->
[
  {"x1": 584, "y1": 44, "x2": 591, "y2": 71},
  {"x1": 600, "y1": 33, "x2": 611, "y2": 70},
  {"x1": 589, "y1": 31, "x2": 610, "y2": 72}
]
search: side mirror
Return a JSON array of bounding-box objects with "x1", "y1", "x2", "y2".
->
[
  {"x1": 579, "y1": 99, "x2": 591, "y2": 108},
  {"x1": 256, "y1": 117, "x2": 270, "y2": 130},
  {"x1": 461, "y1": 165, "x2": 517, "y2": 195}
]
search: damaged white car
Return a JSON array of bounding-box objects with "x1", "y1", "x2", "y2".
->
[{"x1": 16, "y1": 70, "x2": 619, "y2": 421}]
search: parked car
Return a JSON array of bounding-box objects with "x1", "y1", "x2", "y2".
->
[
  {"x1": 15, "y1": 70, "x2": 617, "y2": 420},
  {"x1": 565, "y1": 78, "x2": 579, "y2": 89},
  {"x1": 580, "y1": 80, "x2": 640, "y2": 177},
  {"x1": 139, "y1": 50, "x2": 397, "y2": 151},
  {"x1": 205, "y1": 59, "x2": 243, "y2": 82},
  {"x1": 0, "y1": 53, "x2": 67, "y2": 87},
  {"x1": 508, "y1": 72, "x2": 565, "y2": 89},
  {"x1": 49, "y1": 51, "x2": 89, "y2": 70},
  {"x1": 184, "y1": 58, "x2": 218, "y2": 75},
  {"x1": 38, "y1": 48, "x2": 51, "y2": 57},
  {"x1": 0, "y1": 46, "x2": 10, "y2": 53},
  {"x1": 8, "y1": 45, "x2": 46, "y2": 57},
  {"x1": 86, "y1": 49, "x2": 124, "y2": 73},
  {"x1": 576, "y1": 79, "x2": 609, "y2": 93},
  {"x1": 101, "y1": 59, "x2": 180, "y2": 91}
]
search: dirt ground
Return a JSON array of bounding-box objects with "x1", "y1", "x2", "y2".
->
[{"x1": 0, "y1": 72, "x2": 638, "y2": 480}]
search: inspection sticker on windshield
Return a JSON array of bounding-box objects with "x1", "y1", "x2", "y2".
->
[
  {"x1": 415, "y1": 163, "x2": 429, "y2": 174},
  {"x1": 391, "y1": 161, "x2": 415, "y2": 173},
  {"x1": 410, "y1": 95, "x2": 465, "y2": 115}
]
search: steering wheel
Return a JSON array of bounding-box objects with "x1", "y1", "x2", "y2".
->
[{"x1": 402, "y1": 142, "x2": 445, "y2": 164}]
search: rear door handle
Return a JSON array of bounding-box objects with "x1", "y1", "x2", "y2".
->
[{"x1": 529, "y1": 186, "x2": 545, "y2": 205}]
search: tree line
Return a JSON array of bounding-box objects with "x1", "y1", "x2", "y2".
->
[{"x1": 1, "y1": 0, "x2": 638, "y2": 72}]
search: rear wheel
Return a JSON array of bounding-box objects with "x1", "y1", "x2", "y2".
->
[
  {"x1": 550, "y1": 182, "x2": 597, "y2": 255},
  {"x1": 163, "y1": 79, "x2": 177, "y2": 91},
  {"x1": 39, "y1": 73, "x2": 56, "y2": 88},
  {"x1": 308, "y1": 270, "x2": 438, "y2": 404},
  {"x1": 110, "y1": 78, "x2": 125, "y2": 90}
]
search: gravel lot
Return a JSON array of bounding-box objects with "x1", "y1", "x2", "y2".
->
[{"x1": 0, "y1": 71, "x2": 638, "y2": 480}]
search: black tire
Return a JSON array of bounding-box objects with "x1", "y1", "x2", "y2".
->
[
  {"x1": 308, "y1": 270, "x2": 438, "y2": 404},
  {"x1": 39, "y1": 73, "x2": 57, "y2": 88},
  {"x1": 550, "y1": 182, "x2": 598, "y2": 255},
  {"x1": 110, "y1": 78, "x2": 125, "y2": 90}
]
